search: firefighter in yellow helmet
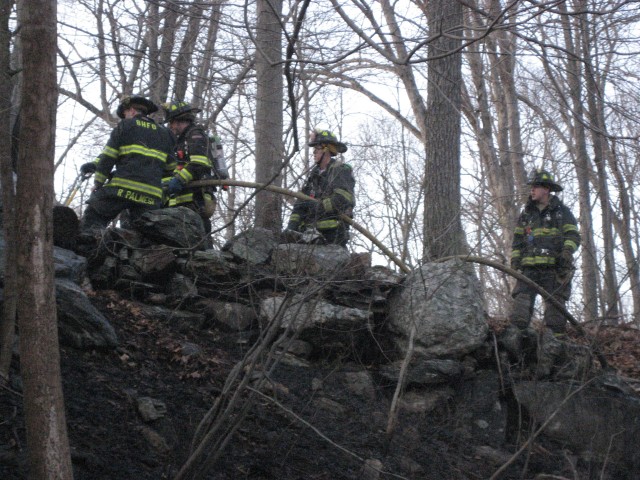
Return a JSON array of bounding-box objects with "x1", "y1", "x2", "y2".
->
[
  {"x1": 507, "y1": 168, "x2": 581, "y2": 337},
  {"x1": 162, "y1": 101, "x2": 229, "y2": 235},
  {"x1": 283, "y1": 128, "x2": 355, "y2": 247}
]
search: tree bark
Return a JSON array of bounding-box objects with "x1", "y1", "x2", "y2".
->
[
  {"x1": 464, "y1": 2, "x2": 517, "y2": 242},
  {"x1": 192, "y1": 1, "x2": 223, "y2": 109},
  {"x1": 154, "y1": 1, "x2": 179, "y2": 104},
  {"x1": 254, "y1": 0, "x2": 284, "y2": 232},
  {"x1": 16, "y1": 0, "x2": 74, "y2": 477},
  {"x1": 423, "y1": 0, "x2": 466, "y2": 260},
  {"x1": 558, "y1": 2, "x2": 599, "y2": 323},
  {"x1": 607, "y1": 140, "x2": 640, "y2": 324},
  {"x1": 580, "y1": 7, "x2": 619, "y2": 322},
  {"x1": 0, "y1": 0, "x2": 16, "y2": 379},
  {"x1": 173, "y1": 1, "x2": 203, "y2": 101}
]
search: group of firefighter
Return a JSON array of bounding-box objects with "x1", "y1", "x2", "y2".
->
[
  {"x1": 78, "y1": 95, "x2": 355, "y2": 247},
  {"x1": 76, "y1": 94, "x2": 580, "y2": 355}
]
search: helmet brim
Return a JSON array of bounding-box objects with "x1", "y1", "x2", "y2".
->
[
  {"x1": 163, "y1": 107, "x2": 202, "y2": 123},
  {"x1": 528, "y1": 181, "x2": 563, "y2": 192},
  {"x1": 308, "y1": 140, "x2": 348, "y2": 153},
  {"x1": 117, "y1": 96, "x2": 158, "y2": 119}
]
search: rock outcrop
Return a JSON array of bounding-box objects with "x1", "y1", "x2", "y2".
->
[{"x1": 3, "y1": 207, "x2": 637, "y2": 479}]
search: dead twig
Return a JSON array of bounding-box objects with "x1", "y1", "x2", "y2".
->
[{"x1": 189, "y1": 178, "x2": 412, "y2": 273}]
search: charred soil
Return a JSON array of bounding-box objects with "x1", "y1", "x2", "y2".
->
[{"x1": 1, "y1": 290, "x2": 640, "y2": 479}]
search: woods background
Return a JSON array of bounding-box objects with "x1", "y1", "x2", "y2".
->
[{"x1": 6, "y1": 0, "x2": 640, "y2": 325}]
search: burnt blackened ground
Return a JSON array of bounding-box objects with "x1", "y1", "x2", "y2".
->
[{"x1": 1, "y1": 290, "x2": 638, "y2": 479}]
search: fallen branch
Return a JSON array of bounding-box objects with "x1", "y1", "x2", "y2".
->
[
  {"x1": 191, "y1": 179, "x2": 606, "y2": 368},
  {"x1": 189, "y1": 178, "x2": 411, "y2": 273}
]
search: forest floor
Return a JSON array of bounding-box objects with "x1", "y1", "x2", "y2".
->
[{"x1": 1, "y1": 289, "x2": 640, "y2": 480}]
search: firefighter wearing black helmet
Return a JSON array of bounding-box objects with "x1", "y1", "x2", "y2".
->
[
  {"x1": 507, "y1": 168, "x2": 581, "y2": 337},
  {"x1": 162, "y1": 101, "x2": 223, "y2": 235},
  {"x1": 78, "y1": 95, "x2": 176, "y2": 237},
  {"x1": 283, "y1": 128, "x2": 355, "y2": 247}
]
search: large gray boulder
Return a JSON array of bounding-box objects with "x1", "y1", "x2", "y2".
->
[
  {"x1": 387, "y1": 259, "x2": 487, "y2": 359},
  {"x1": 261, "y1": 294, "x2": 373, "y2": 355},
  {"x1": 195, "y1": 299, "x2": 258, "y2": 331},
  {"x1": 270, "y1": 244, "x2": 351, "y2": 278},
  {"x1": 327, "y1": 265, "x2": 404, "y2": 310},
  {"x1": 135, "y1": 207, "x2": 206, "y2": 250},
  {"x1": 54, "y1": 246, "x2": 87, "y2": 283},
  {"x1": 129, "y1": 245, "x2": 177, "y2": 281},
  {"x1": 379, "y1": 358, "x2": 464, "y2": 386},
  {"x1": 53, "y1": 205, "x2": 80, "y2": 251},
  {"x1": 56, "y1": 278, "x2": 118, "y2": 349},
  {"x1": 180, "y1": 249, "x2": 238, "y2": 283},
  {"x1": 261, "y1": 294, "x2": 372, "y2": 331},
  {"x1": 0, "y1": 237, "x2": 87, "y2": 282},
  {"x1": 222, "y1": 227, "x2": 279, "y2": 265}
]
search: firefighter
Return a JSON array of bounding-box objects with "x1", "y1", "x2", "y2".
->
[
  {"x1": 162, "y1": 101, "x2": 228, "y2": 235},
  {"x1": 283, "y1": 128, "x2": 355, "y2": 247},
  {"x1": 78, "y1": 95, "x2": 176, "y2": 238},
  {"x1": 508, "y1": 168, "x2": 581, "y2": 336}
]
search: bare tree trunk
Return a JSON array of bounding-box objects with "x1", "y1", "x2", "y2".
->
[
  {"x1": 608, "y1": 140, "x2": 640, "y2": 323},
  {"x1": 464, "y1": 2, "x2": 517, "y2": 245},
  {"x1": 16, "y1": 0, "x2": 74, "y2": 477},
  {"x1": 192, "y1": 1, "x2": 223, "y2": 109},
  {"x1": 423, "y1": 0, "x2": 466, "y2": 260},
  {"x1": 380, "y1": 0, "x2": 428, "y2": 138},
  {"x1": 0, "y1": 0, "x2": 16, "y2": 379},
  {"x1": 156, "y1": 1, "x2": 178, "y2": 102},
  {"x1": 559, "y1": 3, "x2": 599, "y2": 323},
  {"x1": 173, "y1": 1, "x2": 203, "y2": 101},
  {"x1": 580, "y1": 9, "x2": 619, "y2": 323},
  {"x1": 224, "y1": 112, "x2": 242, "y2": 241},
  {"x1": 146, "y1": 2, "x2": 162, "y2": 102},
  {"x1": 254, "y1": 0, "x2": 284, "y2": 232}
]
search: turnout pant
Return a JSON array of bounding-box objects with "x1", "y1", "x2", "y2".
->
[
  {"x1": 509, "y1": 266, "x2": 572, "y2": 334},
  {"x1": 82, "y1": 186, "x2": 160, "y2": 232}
]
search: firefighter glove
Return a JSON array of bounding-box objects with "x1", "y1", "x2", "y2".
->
[
  {"x1": 557, "y1": 249, "x2": 574, "y2": 270},
  {"x1": 295, "y1": 199, "x2": 311, "y2": 212},
  {"x1": 556, "y1": 268, "x2": 573, "y2": 286},
  {"x1": 286, "y1": 220, "x2": 302, "y2": 232},
  {"x1": 510, "y1": 257, "x2": 521, "y2": 272},
  {"x1": 301, "y1": 199, "x2": 322, "y2": 217},
  {"x1": 167, "y1": 177, "x2": 184, "y2": 196},
  {"x1": 80, "y1": 162, "x2": 97, "y2": 176}
]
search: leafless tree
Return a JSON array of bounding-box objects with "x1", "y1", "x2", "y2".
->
[
  {"x1": 15, "y1": 0, "x2": 74, "y2": 477},
  {"x1": 555, "y1": 0, "x2": 600, "y2": 323},
  {"x1": 253, "y1": 0, "x2": 285, "y2": 232},
  {"x1": 351, "y1": 119, "x2": 425, "y2": 268},
  {"x1": 422, "y1": 0, "x2": 466, "y2": 260},
  {"x1": 0, "y1": 0, "x2": 16, "y2": 380},
  {"x1": 50, "y1": 0, "x2": 640, "y2": 324}
]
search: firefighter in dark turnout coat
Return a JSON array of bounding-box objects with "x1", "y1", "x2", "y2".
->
[
  {"x1": 162, "y1": 101, "x2": 226, "y2": 234},
  {"x1": 79, "y1": 95, "x2": 176, "y2": 234},
  {"x1": 284, "y1": 128, "x2": 355, "y2": 247},
  {"x1": 509, "y1": 169, "x2": 581, "y2": 334}
]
